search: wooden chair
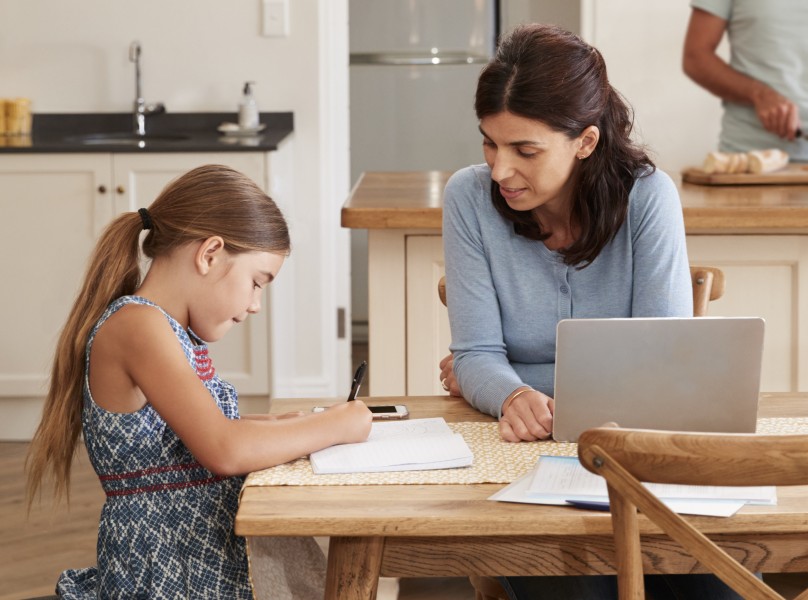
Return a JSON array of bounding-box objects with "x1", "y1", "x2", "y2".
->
[
  {"x1": 439, "y1": 266, "x2": 725, "y2": 317},
  {"x1": 577, "y1": 426, "x2": 808, "y2": 600},
  {"x1": 690, "y1": 265, "x2": 725, "y2": 317}
]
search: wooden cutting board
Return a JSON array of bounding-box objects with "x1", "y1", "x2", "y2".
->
[{"x1": 682, "y1": 162, "x2": 808, "y2": 185}]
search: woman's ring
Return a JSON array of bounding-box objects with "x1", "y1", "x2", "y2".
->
[{"x1": 441, "y1": 378, "x2": 450, "y2": 391}]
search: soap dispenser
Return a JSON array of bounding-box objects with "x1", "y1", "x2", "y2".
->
[{"x1": 238, "y1": 81, "x2": 259, "y2": 130}]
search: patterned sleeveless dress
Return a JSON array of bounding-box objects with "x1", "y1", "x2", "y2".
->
[{"x1": 56, "y1": 296, "x2": 253, "y2": 599}]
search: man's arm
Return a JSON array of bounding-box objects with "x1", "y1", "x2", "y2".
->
[{"x1": 683, "y1": 7, "x2": 799, "y2": 140}]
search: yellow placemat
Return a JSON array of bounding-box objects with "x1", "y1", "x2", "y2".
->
[
  {"x1": 243, "y1": 422, "x2": 576, "y2": 487},
  {"x1": 242, "y1": 417, "x2": 808, "y2": 488}
]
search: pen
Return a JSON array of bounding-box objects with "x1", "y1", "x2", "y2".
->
[
  {"x1": 347, "y1": 361, "x2": 367, "y2": 401},
  {"x1": 564, "y1": 500, "x2": 611, "y2": 511}
]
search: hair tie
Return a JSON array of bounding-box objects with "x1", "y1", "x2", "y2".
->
[{"x1": 138, "y1": 208, "x2": 153, "y2": 231}]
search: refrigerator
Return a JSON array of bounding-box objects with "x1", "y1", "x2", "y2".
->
[{"x1": 349, "y1": 0, "x2": 499, "y2": 337}]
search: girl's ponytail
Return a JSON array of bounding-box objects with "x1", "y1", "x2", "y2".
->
[{"x1": 26, "y1": 211, "x2": 145, "y2": 506}]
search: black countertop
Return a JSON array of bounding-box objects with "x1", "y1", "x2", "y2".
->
[{"x1": 0, "y1": 112, "x2": 293, "y2": 153}]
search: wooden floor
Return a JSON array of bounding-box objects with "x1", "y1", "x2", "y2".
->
[{"x1": 0, "y1": 441, "x2": 104, "y2": 600}]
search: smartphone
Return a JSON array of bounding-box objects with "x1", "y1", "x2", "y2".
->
[{"x1": 312, "y1": 404, "x2": 409, "y2": 420}]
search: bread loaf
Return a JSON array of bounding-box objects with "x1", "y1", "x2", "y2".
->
[
  {"x1": 702, "y1": 149, "x2": 789, "y2": 175},
  {"x1": 748, "y1": 148, "x2": 789, "y2": 174}
]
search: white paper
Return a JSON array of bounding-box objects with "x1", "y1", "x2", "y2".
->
[
  {"x1": 528, "y1": 456, "x2": 776, "y2": 505},
  {"x1": 309, "y1": 417, "x2": 473, "y2": 474},
  {"x1": 488, "y1": 456, "x2": 776, "y2": 518}
]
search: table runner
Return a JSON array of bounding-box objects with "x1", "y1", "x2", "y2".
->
[{"x1": 242, "y1": 417, "x2": 808, "y2": 488}]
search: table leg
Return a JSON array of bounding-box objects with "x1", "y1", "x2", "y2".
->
[{"x1": 325, "y1": 536, "x2": 384, "y2": 600}]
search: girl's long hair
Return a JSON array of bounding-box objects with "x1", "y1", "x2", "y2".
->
[
  {"x1": 476, "y1": 23, "x2": 654, "y2": 267},
  {"x1": 26, "y1": 164, "x2": 290, "y2": 506}
]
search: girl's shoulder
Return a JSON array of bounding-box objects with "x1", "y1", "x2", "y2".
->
[
  {"x1": 100, "y1": 296, "x2": 177, "y2": 326},
  {"x1": 91, "y1": 296, "x2": 185, "y2": 349}
]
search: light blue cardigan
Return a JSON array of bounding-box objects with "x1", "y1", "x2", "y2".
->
[{"x1": 443, "y1": 164, "x2": 692, "y2": 418}]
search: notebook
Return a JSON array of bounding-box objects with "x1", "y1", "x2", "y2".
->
[{"x1": 551, "y1": 317, "x2": 765, "y2": 442}]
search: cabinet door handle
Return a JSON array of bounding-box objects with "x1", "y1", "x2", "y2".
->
[
  {"x1": 98, "y1": 185, "x2": 107, "y2": 194},
  {"x1": 116, "y1": 186, "x2": 125, "y2": 194}
]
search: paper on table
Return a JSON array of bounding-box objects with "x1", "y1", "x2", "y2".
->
[
  {"x1": 528, "y1": 456, "x2": 776, "y2": 505},
  {"x1": 488, "y1": 471, "x2": 747, "y2": 517},
  {"x1": 488, "y1": 456, "x2": 776, "y2": 517},
  {"x1": 309, "y1": 417, "x2": 473, "y2": 474}
]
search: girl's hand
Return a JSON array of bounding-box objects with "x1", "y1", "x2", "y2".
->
[
  {"x1": 499, "y1": 389, "x2": 554, "y2": 442},
  {"x1": 324, "y1": 400, "x2": 373, "y2": 444},
  {"x1": 438, "y1": 353, "x2": 462, "y2": 396}
]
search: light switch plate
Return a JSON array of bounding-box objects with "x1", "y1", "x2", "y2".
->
[{"x1": 262, "y1": 0, "x2": 289, "y2": 37}]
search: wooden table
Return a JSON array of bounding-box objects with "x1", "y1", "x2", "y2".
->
[{"x1": 236, "y1": 393, "x2": 808, "y2": 599}]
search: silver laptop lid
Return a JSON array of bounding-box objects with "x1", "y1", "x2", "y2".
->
[{"x1": 552, "y1": 317, "x2": 764, "y2": 442}]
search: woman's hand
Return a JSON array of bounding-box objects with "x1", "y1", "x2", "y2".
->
[
  {"x1": 438, "y1": 353, "x2": 463, "y2": 396},
  {"x1": 499, "y1": 388, "x2": 555, "y2": 442}
]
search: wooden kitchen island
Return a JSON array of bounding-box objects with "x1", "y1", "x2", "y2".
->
[{"x1": 343, "y1": 170, "x2": 808, "y2": 397}]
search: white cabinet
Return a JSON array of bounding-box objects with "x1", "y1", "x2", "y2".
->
[
  {"x1": 367, "y1": 229, "x2": 447, "y2": 397},
  {"x1": 369, "y1": 230, "x2": 808, "y2": 397},
  {"x1": 0, "y1": 154, "x2": 112, "y2": 397},
  {"x1": 687, "y1": 235, "x2": 808, "y2": 393},
  {"x1": 0, "y1": 152, "x2": 272, "y2": 438},
  {"x1": 406, "y1": 235, "x2": 450, "y2": 396}
]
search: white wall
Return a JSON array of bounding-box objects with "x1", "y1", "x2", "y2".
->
[
  {"x1": 584, "y1": 1, "x2": 724, "y2": 175},
  {"x1": 0, "y1": 0, "x2": 351, "y2": 398}
]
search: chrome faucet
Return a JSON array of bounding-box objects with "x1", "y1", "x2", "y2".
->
[{"x1": 129, "y1": 41, "x2": 165, "y2": 136}]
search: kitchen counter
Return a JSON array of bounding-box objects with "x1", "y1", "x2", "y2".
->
[
  {"x1": 344, "y1": 170, "x2": 808, "y2": 398},
  {"x1": 342, "y1": 170, "x2": 808, "y2": 233},
  {"x1": 0, "y1": 112, "x2": 293, "y2": 153}
]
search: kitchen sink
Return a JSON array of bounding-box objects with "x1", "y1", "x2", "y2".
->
[{"x1": 66, "y1": 132, "x2": 189, "y2": 146}]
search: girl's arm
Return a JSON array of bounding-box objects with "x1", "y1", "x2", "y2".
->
[{"x1": 103, "y1": 306, "x2": 372, "y2": 476}]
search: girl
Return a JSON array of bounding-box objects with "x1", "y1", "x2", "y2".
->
[{"x1": 26, "y1": 164, "x2": 372, "y2": 598}]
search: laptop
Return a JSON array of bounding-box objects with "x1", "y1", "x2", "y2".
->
[{"x1": 551, "y1": 317, "x2": 765, "y2": 442}]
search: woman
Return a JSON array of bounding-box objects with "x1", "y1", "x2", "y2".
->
[
  {"x1": 440, "y1": 23, "x2": 692, "y2": 443},
  {"x1": 440, "y1": 23, "x2": 741, "y2": 600}
]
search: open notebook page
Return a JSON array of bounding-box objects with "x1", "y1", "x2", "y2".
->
[{"x1": 309, "y1": 417, "x2": 473, "y2": 474}]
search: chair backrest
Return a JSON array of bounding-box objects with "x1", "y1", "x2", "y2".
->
[
  {"x1": 438, "y1": 276, "x2": 447, "y2": 307},
  {"x1": 690, "y1": 265, "x2": 725, "y2": 317},
  {"x1": 438, "y1": 266, "x2": 726, "y2": 316},
  {"x1": 577, "y1": 427, "x2": 808, "y2": 600}
]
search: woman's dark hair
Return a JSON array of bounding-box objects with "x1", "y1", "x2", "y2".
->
[{"x1": 476, "y1": 23, "x2": 654, "y2": 267}]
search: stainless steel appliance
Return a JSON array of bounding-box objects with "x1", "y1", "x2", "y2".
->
[{"x1": 349, "y1": 0, "x2": 499, "y2": 335}]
